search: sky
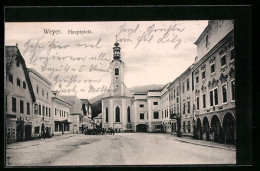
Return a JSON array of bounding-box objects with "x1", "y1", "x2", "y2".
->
[{"x1": 5, "y1": 21, "x2": 208, "y2": 99}]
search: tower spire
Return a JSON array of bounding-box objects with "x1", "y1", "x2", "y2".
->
[{"x1": 113, "y1": 41, "x2": 121, "y2": 60}]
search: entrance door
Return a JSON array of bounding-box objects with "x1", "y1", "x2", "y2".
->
[
  {"x1": 16, "y1": 123, "x2": 24, "y2": 142},
  {"x1": 136, "y1": 124, "x2": 147, "y2": 132},
  {"x1": 25, "y1": 125, "x2": 32, "y2": 140}
]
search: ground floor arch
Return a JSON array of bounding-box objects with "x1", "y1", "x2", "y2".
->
[
  {"x1": 223, "y1": 112, "x2": 235, "y2": 144},
  {"x1": 211, "y1": 115, "x2": 222, "y2": 143},
  {"x1": 196, "y1": 118, "x2": 202, "y2": 140},
  {"x1": 202, "y1": 116, "x2": 210, "y2": 141},
  {"x1": 136, "y1": 124, "x2": 147, "y2": 132}
]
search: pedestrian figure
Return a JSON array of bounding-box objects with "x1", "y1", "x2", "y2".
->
[{"x1": 43, "y1": 128, "x2": 46, "y2": 140}]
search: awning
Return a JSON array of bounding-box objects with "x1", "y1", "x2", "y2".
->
[{"x1": 54, "y1": 119, "x2": 72, "y2": 124}]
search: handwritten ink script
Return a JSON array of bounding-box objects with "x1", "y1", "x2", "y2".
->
[
  {"x1": 115, "y1": 23, "x2": 185, "y2": 49},
  {"x1": 21, "y1": 22, "x2": 187, "y2": 97}
]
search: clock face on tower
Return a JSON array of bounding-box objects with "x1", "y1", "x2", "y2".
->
[{"x1": 115, "y1": 62, "x2": 119, "y2": 66}]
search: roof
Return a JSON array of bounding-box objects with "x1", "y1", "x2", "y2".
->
[
  {"x1": 5, "y1": 46, "x2": 36, "y2": 102},
  {"x1": 80, "y1": 99, "x2": 91, "y2": 105},
  {"x1": 27, "y1": 68, "x2": 52, "y2": 85},
  {"x1": 133, "y1": 92, "x2": 147, "y2": 95},
  {"x1": 60, "y1": 95, "x2": 82, "y2": 114},
  {"x1": 178, "y1": 66, "x2": 192, "y2": 80},
  {"x1": 52, "y1": 96, "x2": 72, "y2": 106},
  {"x1": 160, "y1": 83, "x2": 170, "y2": 91},
  {"x1": 95, "y1": 113, "x2": 102, "y2": 119},
  {"x1": 147, "y1": 89, "x2": 161, "y2": 92},
  {"x1": 102, "y1": 83, "x2": 133, "y2": 98}
]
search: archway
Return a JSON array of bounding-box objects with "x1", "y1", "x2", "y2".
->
[
  {"x1": 211, "y1": 115, "x2": 221, "y2": 143},
  {"x1": 196, "y1": 118, "x2": 202, "y2": 140},
  {"x1": 136, "y1": 124, "x2": 147, "y2": 132},
  {"x1": 202, "y1": 117, "x2": 210, "y2": 141},
  {"x1": 223, "y1": 113, "x2": 235, "y2": 144}
]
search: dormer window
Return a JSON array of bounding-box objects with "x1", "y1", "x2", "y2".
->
[
  {"x1": 115, "y1": 68, "x2": 119, "y2": 75},
  {"x1": 206, "y1": 35, "x2": 209, "y2": 47}
]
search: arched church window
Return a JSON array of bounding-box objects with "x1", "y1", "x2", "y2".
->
[
  {"x1": 116, "y1": 106, "x2": 120, "y2": 122},
  {"x1": 115, "y1": 68, "x2": 119, "y2": 75},
  {"x1": 127, "y1": 107, "x2": 131, "y2": 123},
  {"x1": 106, "y1": 107, "x2": 108, "y2": 122}
]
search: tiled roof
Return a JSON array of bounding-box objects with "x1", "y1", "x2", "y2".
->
[
  {"x1": 102, "y1": 83, "x2": 133, "y2": 98},
  {"x1": 5, "y1": 46, "x2": 36, "y2": 102},
  {"x1": 95, "y1": 113, "x2": 102, "y2": 119},
  {"x1": 60, "y1": 95, "x2": 83, "y2": 114},
  {"x1": 27, "y1": 68, "x2": 52, "y2": 85}
]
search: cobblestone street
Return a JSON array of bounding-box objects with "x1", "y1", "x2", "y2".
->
[{"x1": 6, "y1": 133, "x2": 236, "y2": 166}]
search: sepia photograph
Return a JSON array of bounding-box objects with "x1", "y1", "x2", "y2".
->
[{"x1": 4, "y1": 19, "x2": 239, "y2": 166}]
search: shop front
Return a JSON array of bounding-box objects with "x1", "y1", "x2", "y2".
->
[{"x1": 54, "y1": 119, "x2": 71, "y2": 135}]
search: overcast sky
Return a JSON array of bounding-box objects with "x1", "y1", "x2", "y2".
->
[{"x1": 5, "y1": 21, "x2": 208, "y2": 99}]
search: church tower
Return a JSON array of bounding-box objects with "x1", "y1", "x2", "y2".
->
[
  {"x1": 101, "y1": 42, "x2": 133, "y2": 132},
  {"x1": 110, "y1": 42, "x2": 125, "y2": 96}
]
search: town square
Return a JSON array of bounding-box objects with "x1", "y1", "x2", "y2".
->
[{"x1": 5, "y1": 20, "x2": 236, "y2": 166}]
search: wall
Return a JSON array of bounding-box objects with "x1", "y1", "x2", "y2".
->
[
  {"x1": 28, "y1": 71, "x2": 52, "y2": 137},
  {"x1": 6, "y1": 57, "x2": 33, "y2": 142},
  {"x1": 196, "y1": 20, "x2": 234, "y2": 60}
]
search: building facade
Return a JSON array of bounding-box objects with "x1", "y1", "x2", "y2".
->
[
  {"x1": 5, "y1": 46, "x2": 36, "y2": 143},
  {"x1": 61, "y1": 95, "x2": 85, "y2": 134},
  {"x1": 52, "y1": 91, "x2": 72, "y2": 135},
  {"x1": 192, "y1": 20, "x2": 235, "y2": 144},
  {"x1": 179, "y1": 66, "x2": 195, "y2": 136},
  {"x1": 27, "y1": 68, "x2": 53, "y2": 138}
]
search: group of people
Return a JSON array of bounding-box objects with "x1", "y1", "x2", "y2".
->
[{"x1": 101, "y1": 128, "x2": 115, "y2": 135}]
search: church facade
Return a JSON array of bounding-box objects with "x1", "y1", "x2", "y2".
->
[
  {"x1": 101, "y1": 42, "x2": 173, "y2": 133},
  {"x1": 101, "y1": 42, "x2": 134, "y2": 132}
]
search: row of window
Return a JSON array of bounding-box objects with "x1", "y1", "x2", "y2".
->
[
  {"x1": 168, "y1": 87, "x2": 179, "y2": 102},
  {"x1": 11, "y1": 97, "x2": 30, "y2": 115},
  {"x1": 195, "y1": 49, "x2": 234, "y2": 85},
  {"x1": 105, "y1": 106, "x2": 131, "y2": 123},
  {"x1": 161, "y1": 109, "x2": 169, "y2": 119},
  {"x1": 36, "y1": 85, "x2": 49, "y2": 100},
  {"x1": 55, "y1": 108, "x2": 69, "y2": 118},
  {"x1": 8, "y1": 74, "x2": 27, "y2": 89},
  {"x1": 196, "y1": 80, "x2": 235, "y2": 111},
  {"x1": 8, "y1": 75, "x2": 50, "y2": 100},
  {"x1": 182, "y1": 48, "x2": 235, "y2": 92},
  {"x1": 34, "y1": 104, "x2": 51, "y2": 117}
]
